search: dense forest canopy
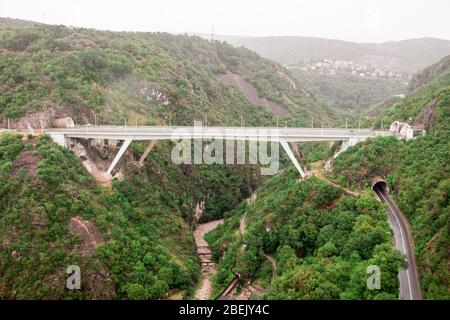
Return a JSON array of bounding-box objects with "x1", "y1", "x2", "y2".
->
[
  {"x1": 206, "y1": 169, "x2": 405, "y2": 300},
  {"x1": 331, "y1": 56, "x2": 450, "y2": 299},
  {"x1": 294, "y1": 72, "x2": 407, "y2": 115}
]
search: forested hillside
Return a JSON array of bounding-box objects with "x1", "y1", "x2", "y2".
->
[
  {"x1": 373, "y1": 56, "x2": 450, "y2": 129},
  {"x1": 0, "y1": 133, "x2": 262, "y2": 299},
  {"x1": 202, "y1": 56, "x2": 450, "y2": 300},
  {"x1": 205, "y1": 168, "x2": 405, "y2": 299},
  {"x1": 407, "y1": 55, "x2": 450, "y2": 92},
  {"x1": 331, "y1": 57, "x2": 450, "y2": 299},
  {"x1": 294, "y1": 72, "x2": 406, "y2": 114},
  {"x1": 0, "y1": 18, "x2": 336, "y2": 128}
]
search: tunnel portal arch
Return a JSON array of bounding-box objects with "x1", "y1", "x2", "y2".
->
[{"x1": 371, "y1": 176, "x2": 391, "y2": 194}]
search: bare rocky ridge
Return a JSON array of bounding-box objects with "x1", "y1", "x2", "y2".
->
[
  {"x1": 12, "y1": 150, "x2": 41, "y2": 178},
  {"x1": 421, "y1": 98, "x2": 437, "y2": 130},
  {"x1": 67, "y1": 217, "x2": 116, "y2": 299},
  {"x1": 219, "y1": 72, "x2": 289, "y2": 117},
  {"x1": 69, "y1": 216, "x2": 105, "y2": 257}
]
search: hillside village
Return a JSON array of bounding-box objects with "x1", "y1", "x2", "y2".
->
[{"x1": 289, "y1": 59, "x2": 410, "y2": 80}]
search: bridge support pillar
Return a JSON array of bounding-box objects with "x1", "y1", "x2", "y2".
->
[
  {"x1": 280, "y1": 140, "x2": 306, "y2": 178},
  {"x1": 106, "y1": 138, "x2": 132, "y2": 176},
  {"x1": 138, "y1": 140, "x2": 157, "y2": 166}
]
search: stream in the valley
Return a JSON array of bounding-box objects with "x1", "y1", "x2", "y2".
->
[{"x1": 193, "y1": 219, "x2": 223, "y2": 300}]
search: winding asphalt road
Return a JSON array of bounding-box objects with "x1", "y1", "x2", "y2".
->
[{"x1": 374, "y1": 186, "x2": 422, "y2": 300}]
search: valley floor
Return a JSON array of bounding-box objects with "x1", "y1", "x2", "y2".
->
[{"x1": 193, "y1": 219, "x2": 223, "y2": 300}]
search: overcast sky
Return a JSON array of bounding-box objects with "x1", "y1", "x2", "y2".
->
[{"x1": 1, "y1": 0, "x2": 449, "y2": 42}]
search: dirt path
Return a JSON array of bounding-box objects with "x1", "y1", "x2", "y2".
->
[
  {"x1": 309, "y1": 161, "x2": 359, "y2": 196},
  {"x1": 193, "y1": 219, "x2": 223, "y2": 300},
  {"x1": 241, "y1": 212, "x2": 277, "y2": 278},
  {"x1": 236, "y1": 211, "x2": 270, "y2": 299},
  {"x1": 240, "y1": 212, "x2": 247, "y2": 236},
  {"x1": 264, "y1": 254, "x2": 277, "y2": 277}
]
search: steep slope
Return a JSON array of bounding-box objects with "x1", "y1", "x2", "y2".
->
[
  {"x1": 374, "y1": 56, "x2": 450, "y2": 129},
  {"x1": 0, "y1": 18, "x2": 335, "y2": 129},
  {"x1": 0, "y1": 133, "x2": 262, "y2": 299},
  {"x1": 407, "y1": 55, "x2": 450, "y2": 92},
  {"x1": 0, "y1": 134, "x2": 116, "y2": 299},
  {"x1": 331, "y1": 58, "x2": 450, "y2": 299},
  {"x1": 205, "y1": 168, "x2": 405, "y2": 300}
]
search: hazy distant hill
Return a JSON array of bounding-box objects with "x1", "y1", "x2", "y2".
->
[
  {"x1": 187, "y1": 32, "x2": 249, "y2": 44},
  {"x1": 228, "y1": 36, "x2": 450, "y2": 73},
  {"x1": 0, "y1": 17, "x2": 43, "y2": 28}
]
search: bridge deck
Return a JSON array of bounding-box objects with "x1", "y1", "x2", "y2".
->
[
  {"x1": 46, "y1": 125, "x2": 394, "y2": 178},
  {"x1": 47, "y1": 126, "x2": 393, "y2": 142}
]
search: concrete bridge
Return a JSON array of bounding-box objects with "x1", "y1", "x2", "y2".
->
[
  {"x1": 44, "y1": 124, "x2": 421, "y2": 300},
  {"x1": 47, "y1": 125, "x2": 395, "y2": 178}
]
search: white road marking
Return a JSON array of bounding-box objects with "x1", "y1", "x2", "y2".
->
[{"x1": 377, "y1": 190, "x2": 414, "y2": 300}]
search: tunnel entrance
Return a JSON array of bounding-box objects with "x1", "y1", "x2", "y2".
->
[{"x1": 371, "y1": 176, "x2": 391, "y2": 194}]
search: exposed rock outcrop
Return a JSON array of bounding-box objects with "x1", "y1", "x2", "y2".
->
[
  {"x1": 12, "y1": 150, "x2": 41, "y2": 178},
  {"x1": 219, "y1": 72, "x2": 289, "y2": 117},
  {"x1": 422, "y1": 98, "x2": 437, "y2": 130},
  {"x1": 69, "y1": 216, "x2": 105, "y2": 257}
]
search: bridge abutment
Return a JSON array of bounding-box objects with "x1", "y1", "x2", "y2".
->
[{"x1": 49, "y1": 133, "x2": 68, "y2": 148}]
